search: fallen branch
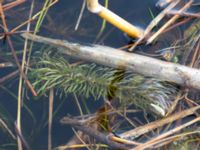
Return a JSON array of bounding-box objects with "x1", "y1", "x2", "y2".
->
[{"x1": 22, "y1": 33, "x2": 200, "y2": 90}]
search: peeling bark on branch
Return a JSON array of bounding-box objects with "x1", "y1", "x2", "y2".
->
[{"x1": 22, "y1": 33, "x2": 200, "y2": 90}]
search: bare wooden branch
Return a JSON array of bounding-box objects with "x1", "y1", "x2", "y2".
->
[
  {"x1": 60, "y1": 117, "x2": 130, "y2": 149},
  {"x1": 22, "y1": 33, "x2": 200, "y2": 90}
]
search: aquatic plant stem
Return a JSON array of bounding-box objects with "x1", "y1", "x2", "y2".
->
[
  {"x1": 86, "y1": 0, "x2": 144, "y2": 38},
  {"x1": 35, "y1": 0, "x2": 55, "y2": 32},
  {"x1": 0, "y1": 2, "x2": 23, "y2": 150},
  {"x1": 75, "y1": 0, "x2": 86, "y2": 30},
  {"x1": 25, "y1": 0, "x2": 58, "y2": 80},
  {"x1": 16, "y1": 1, "x2": 34, "y2": 149},
  {"x1": 10, "y1": 0, "x2": 58, "y2": 33},
  {"x1": 95, "y1": 0, "x2": 108, "y2": 41}
]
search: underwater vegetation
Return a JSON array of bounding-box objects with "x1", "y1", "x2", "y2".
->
[{"x1": 30, "y1": 51, "x2": 178, "y2": 116}]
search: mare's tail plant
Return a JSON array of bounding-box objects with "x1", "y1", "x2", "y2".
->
[{"x1": 29, "y1": 50, "x2": 178, "y2": 116}]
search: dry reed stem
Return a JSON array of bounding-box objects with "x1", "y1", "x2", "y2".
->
[
  {"x1": 190, "y1": 36, "x2": 200, "y2": 67},
  {"x1": 48, "y1": 89, "x2": 54, "y2": 150},
  {"x1": 152, "y1": 131, "x2": 200, "y2": 148},
  {"x1": 167, "y1": 10, "x2": 200, "y2": 18},
  {"x1": 120, "y1": 105, "x2": 200, "y2": 139},
  {"x1": 132, "y1": 116, "x2": 200, "y2": 150},
  {"x1": 57, "y1": 143, "x2": 108, "y2": 150},
  {"x1": 110, "y1": 136, "x2": 141, "y2": 146},
  {"x1": 0, "y1": 70, "x2": 19, "y2": 84},
  {"x1": 147, "y1": 0, "x2": 193, "y2": 44},
  {"x1": 0, "y1": 118, "x2": 16, "y2": 139},
  {"x1": 0, "y1": 3, "x2": 22, "y2": 150},
  {"x1": 10, "y1": 0, "x2": 58, "y2": 33},
  {"x1": 162, "y1": 17, "x2": 192, "y2": 34},
  {"x1": 129, "y1": 0, "x2": 181, "y2": 51},
  {"x1": 72, "y1": 128, "x2": 92, "y2": 150},
  {"x1": 75, "y1": 0, "x2": 86, "y2": 30},
  {"x1": 2, "y1": 0, "x2": 25, "y2": 11},
  {"x1": 165, "y1": 93, "x2": 185, "y2": 115},
  {"x1": 0, "y1": 3, "x2": 37, "y2": 96}
]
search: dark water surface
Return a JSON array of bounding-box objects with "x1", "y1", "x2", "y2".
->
[{"x1": 0, "y1": 0, "x2": 160, "y2": 149}]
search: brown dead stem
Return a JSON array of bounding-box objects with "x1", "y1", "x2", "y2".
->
[
  {"x1": 120, "y1": 105, "x2": 200, "y2": 140},
  {"x1": 0, "y1": 2, "x2": 37, "y2": 96},
  {"x1": 132, "y1": 116, "x2": 200, "y2": 150}
]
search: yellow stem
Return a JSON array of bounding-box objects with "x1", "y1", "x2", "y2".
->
[{"x1": 86, "y1": 0, "x2": 144, "y2": 38}]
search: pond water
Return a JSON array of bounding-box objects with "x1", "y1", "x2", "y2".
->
[{"x1": 0, "y1": 0, "x2": 181, "y2": 150}]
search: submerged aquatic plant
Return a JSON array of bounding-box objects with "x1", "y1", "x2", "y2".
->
[{"x1": 29, "y1": 51, "x2": 178, "y2": 116}]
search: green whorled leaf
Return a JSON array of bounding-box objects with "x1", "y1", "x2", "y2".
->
[{"x1": 29, "y1": 52, "x2": 178, "y2": 116}]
